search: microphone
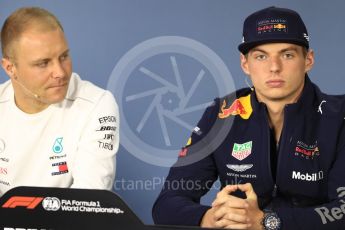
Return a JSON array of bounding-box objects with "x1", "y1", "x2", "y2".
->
[
  {"x1": 12, "y1": 76, "x2": 40, "y2": 99},
  {"x1": 245, "y1": 77, "x2": 254, "y2": 91}
]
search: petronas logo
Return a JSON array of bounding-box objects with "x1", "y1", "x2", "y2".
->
[{"x1": 52, "y1": 137, "x2": 63, "y2": 154}]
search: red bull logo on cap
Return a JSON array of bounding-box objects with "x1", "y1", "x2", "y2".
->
[
  {"x1": 274, "y1": 23, "x2": 286, "y2": 29},
  {"x1": 218, "y1": 94, "x2": 252, "y2": 119}
]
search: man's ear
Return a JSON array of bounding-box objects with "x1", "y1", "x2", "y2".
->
[
  {"x1": 1, "y1": 58, "x2": 15, "y2": 78},
  {"x1": 240, "y1": 53, "x2": 250, "y2": 75},
  {"x1": 305, "y1": 49, "x2": 314, "y2": 73}
]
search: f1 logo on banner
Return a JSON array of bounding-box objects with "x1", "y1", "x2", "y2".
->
[{"x1": 2, "y1": 196, "x2": 43, "y2": 209}]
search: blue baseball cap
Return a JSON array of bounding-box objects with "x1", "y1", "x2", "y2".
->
[{"x1": 238, "y1": 6, "x2": 309, "y2": 54}]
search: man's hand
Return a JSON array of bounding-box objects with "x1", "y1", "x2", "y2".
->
[
  {"x1": 201, "y1": 184, "x2": 251, "y2": 229},
  {"x1": 237, "y1": 183, "x2": 264, "y2": 230},
  {"x1": 200, "y1": 183, "x2": 264, "y2": 230}
]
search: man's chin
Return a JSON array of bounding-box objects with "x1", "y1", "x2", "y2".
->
[{"x1": 39, "y1": 94, "x2": 66, "y2": 105}]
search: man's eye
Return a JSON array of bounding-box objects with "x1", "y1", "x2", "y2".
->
[
  {"x1": 60, "y1": 53, "x2": 69, "y2": 61},
  {"x1": 255, "y1": 55, "x2": 267, "y2": 60},
  {"x1": 283, "y1": 53, "x2": 294, "y2": 59},
  {"x1": 36, "y1": 62, "x2": 48, "y2": 68}
]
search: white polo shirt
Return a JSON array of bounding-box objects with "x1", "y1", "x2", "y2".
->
[{"x1": 0, "y1": 73, "x2": 119, "y2": 196}]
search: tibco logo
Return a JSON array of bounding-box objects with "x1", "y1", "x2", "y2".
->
[
  {"x1": 315, "y1": 187, "x2": 345, "y2": 224},
  {"x1": 42, "y1": 197, "x2": 60, "y2": 211}
]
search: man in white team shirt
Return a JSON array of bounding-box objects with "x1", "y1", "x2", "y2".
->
[{"x1": 0, "y1": 7, "x2": 119, "y2": 196}]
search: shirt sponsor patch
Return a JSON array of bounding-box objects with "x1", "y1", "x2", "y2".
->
[
  {"x1": 178, "y1": 148, "x2": 188, "y2": 157},
  {"x1": 0, "y1": 138, "x2": 5, "y2": 153},
  {"x1": 294, "y1": 140, "x2": 319, "y2": 159},
  {"x1": 193, "y1": 127, "x2": 202, "y2": 135},
  {"x1": 96, "y1": 126, "x2": 117, "y2": 132},
  {"x1": 52, "y1": 137, "x2": 63, "y2": 154},
  {"x1": 315, "y1": 187, "x2": 345, "y2": 224},
  {"x1": 98, "y1": 141, "x2": 114, "y2": 150},
  {"x1": 218, "y1": 95, "x2": 252, "y2": 120},
  {"x1": 231, "y1": 141, "x2": 252, "y2": 161},
  {"x1": 0, "y1": 157, "x2": 9, "y2": 162},
  {"x1": 98, "y1": 116, "x2": 116, "y2": 124},
  {"x1": 292, "y1": 170, "x2": 324, "y2": 182},
  {"x1": 186, "y1": 138, "x2": 192, "y2": 147},
  {"x1": 0, "y1": 180, "x2": 10, "y2": 186},
  {"x1": 0, "y1": 167, "x2": 8, "y2": 175},
  {"x1": 257, "y1": 18, "x2": 288, "y2": 35},
  {"x1": 178, "y1": 137, "x2": 192, "y2": 157},
  {"x1": 226, "y1": 164, "x2": 253, "y2": 172},
  {"x1": 51, "y1": 161, "x2": 69, "y2": 176}
]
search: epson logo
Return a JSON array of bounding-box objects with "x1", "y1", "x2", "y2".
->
[
  {"x1": 292, "y1": 170, "x2": 324, "y2": 181},
  {"x1": 315, "y1": 187, "x2": 345, "y2": 224}
]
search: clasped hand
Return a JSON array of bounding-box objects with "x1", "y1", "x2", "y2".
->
[{"x1": 201, "y1": 183, "x2": 264, "y2": 230}]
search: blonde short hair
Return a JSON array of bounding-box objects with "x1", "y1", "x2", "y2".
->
[{"x1": 1, "y1": 7, "x2": 63, "y2": 58}]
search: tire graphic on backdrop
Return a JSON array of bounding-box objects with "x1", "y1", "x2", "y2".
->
[{"x1": 107, "y1": 36, "x2": 235, "y2": 167}]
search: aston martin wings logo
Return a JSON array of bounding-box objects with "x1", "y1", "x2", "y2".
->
[{"x1": 226, "y1": 164, "x2": 253, "y2": 172}]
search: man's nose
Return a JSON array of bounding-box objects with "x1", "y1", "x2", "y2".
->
[{"x1": 269, "y1": 56, "x2": 282, "y2": 73}]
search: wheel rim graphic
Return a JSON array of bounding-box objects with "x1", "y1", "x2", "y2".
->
[{"x1": 107, "y1": 36, "x2": 235, "y2": 167}]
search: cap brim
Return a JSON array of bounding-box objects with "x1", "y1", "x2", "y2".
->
[{"x1": 238, "y1": 38, "x2": 309, "y2": 54}]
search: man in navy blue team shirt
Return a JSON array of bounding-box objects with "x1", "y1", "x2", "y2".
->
[{"x1": 153, "y1": 6, "x2": 345, "y2": 230}]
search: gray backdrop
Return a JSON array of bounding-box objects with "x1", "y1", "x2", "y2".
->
[{"x1": 1, "y1": 0, "x2": 345, "y2": 224}]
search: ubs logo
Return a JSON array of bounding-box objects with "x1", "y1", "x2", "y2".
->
[{"x1": 0, "y1": 167, "x2": 7, "y2": 175}]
